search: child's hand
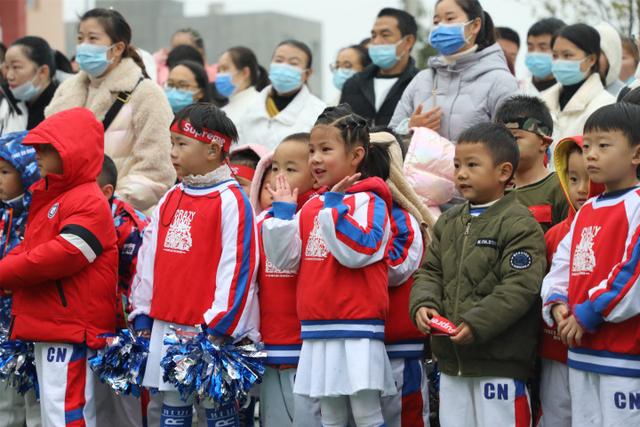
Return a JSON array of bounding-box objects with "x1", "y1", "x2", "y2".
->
[
  {"x1": 267, "y1": 175, "x2": 298, "y2": 204},
  {"x1": 558, "y1": 315, "x2": 584, "y2": 347},
  {"x1": 415, "y1": 307, "x2": 440, "y2": 334},
  {"x1": 551, "y1": 303, "x2": 569, "y2": 325},
  {"x1": 451, "y1": 322, "x2": 475, "y2": 345},
  {"x1": 330, "y1": 173, "x2": 361, "y2": 193}
]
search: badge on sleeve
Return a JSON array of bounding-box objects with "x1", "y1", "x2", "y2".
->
[
  {"x1": 48, "y1": 203, "x2": 59, "y2": 219},
  {"x1": 510, "y1": 250, "x2": 532, "y2": 270}
]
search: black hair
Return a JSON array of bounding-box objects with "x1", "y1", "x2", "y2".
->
[
  {"x1": 172, "y1": 28, "x2": 204, "y2": 50},
  {"x1": 494, "y1": 95, "x2": 554, "y2": 134},
  {"x1": 226, "y1": 46, "x2": 270, "y2": 91},
  {"x1": 314, "y1": 103, "x2": 390, "y2": 180},
  {"x1": 0, "y1": 43, "x2": 6, "y2": 63},
  {"x1": 457, "y1": 122, "x2": 520, "y2": 177},
  {"x1": 168, "y1": 45, "x2": 204, "y2": 68},
  {"x1": 341, "y1": 44, "x2": 372, "y2": 69},
  {"x1": 172, "y1": 102, "x2": 239, "y2": 159},
  {"x1": 622, "y1": 37, "x2": 640, "y2": 65},
  {"x1": 11, "y1": 36, "x2": 56, "y2": 78},
  {"x1": 377, "y1": 8, "x2": 418, "y2": 38},
  {"x1": 230, "y1": 148, "x2": 261, "y2": 169},
  {"x1": 98, "y1": 154, "x2": 118, "y2": 188},
  {"x1": 54, "y1": 50, "x2": 73, "y2": 74},
  {"x1": 79, "y1": 8, "x2": 149, "y2": 78},
  {"x1": 282, "y1": 132, "x2": 311, "y2": 144},
  {"x1": 552, "y1": 24, "x2": 601, "y2": 75},
  {"x1": 527, "y1": 18, "x2": 566, "y2": 38},
  {"x1": 496, "y1": 27, "x2": 520, "y2": 48},
  {"x1": 622, "y1": 86, "x2": 640, "y2": 106},
  {"x1": 584, "y1": 103, "x2": 640, "y2": 147},
  {"x1": 436, "y1": 0, "x2": 496, "y2": 51},
  {"x1": 275, "y1": 40, "x2": 313, "y2": 69},
  {"x1": 169, "y1": 60, "x2": 211, "y2": 103}
]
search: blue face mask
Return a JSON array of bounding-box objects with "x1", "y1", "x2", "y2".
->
[
  {"x1": 552, "y1": 59, "x2": 588, "y2": 86},
  {"x1": 10, "y1": 75, "x2": 41, "y2": 102},
  {"x1": 368, "y1": 40, "x2": 404, "y2": 70},
  {"x1": 165, "y1": 87, "x2": 194, "y2": 113},
  {"x1": 332, "y1": 68, "x2": 357, "y2": 90},
  {"x1": 215, "y1": 73, "x2": 236, "y2": 98},
  {"x1": 525, "y1": 53, "x2": 553, "y2": 79},
  {"x1": 76, "y1": 43, "x2": 113, "y2": 77},
  {"x1": 269, "y1": 63, "x2": 304, "y2": 94},
  {"x1": 429, "y1": 21, "x2": 471, "y2": 56}
]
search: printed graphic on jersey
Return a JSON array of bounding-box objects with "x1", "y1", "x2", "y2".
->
[
  {"x1": 163, "y1": 209, "x2": 196, "y2": 253},
  {"x1": 265, "y1": 258, "x2": 296, "y2": 277},
  {"x1": 305, "y1": 216, "x2": 328, "y2": 260},
  {"x1": 572, "y1": 226, "x2": 601, "y2": 275},
  {"x1": 48, "y1": 202, "x2": 59, "y2": 219}
]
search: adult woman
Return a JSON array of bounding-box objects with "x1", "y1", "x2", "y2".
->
[
  {"x1": 215, "y1": 46, "x2": 269, "y2": 124},
  {"x1": 46, "y1": 8, "x2": 174, "y2": 212},
  {"x1": 389, "y1": 0, "x2": 518, "y2": 142},
  {"x1": 165, "y1": 60, "x2": 211, "y2": 113},
  {"x1": 330, "y1": 44, "x2": 371, "y2": 92},
  {"x1": 542, "y1": 24, "x2": 615, "y2": 145},
  {"x1": 0, "y1": 36, "x2": 58, "y2": 134},
  {"x1": 236, "y1": 40, "x2": 326, "y2": 150}
]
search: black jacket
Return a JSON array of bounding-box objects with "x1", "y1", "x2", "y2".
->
[{"x1": 339, "y1": 58, "x2": 418, "y2": 126}]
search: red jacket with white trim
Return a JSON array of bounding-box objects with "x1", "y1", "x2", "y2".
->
[
  {"x1": 541, "y1": 187, "x2": 640, "y2": 377},
  {"x1": 262, "y1": 177, "x2": 392, "y2": 341},
  {"x1": 0, "y1": 108, "x2": 118, "y2": 349},
  {"x1": 129, "y1": 171, "x2": 260, "y2": 342}
]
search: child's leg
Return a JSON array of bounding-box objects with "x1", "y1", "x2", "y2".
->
[
  {"x1": 33, "y1": 342, "x2": 97, "y2": 427},
  {"x1": 474, "y1": 378, "x2": 530, "y2": 427},
  {"x1": 568, "y1": 368, "x2": 601, "y2": 426},
  {"x1": 24, "y1": 388, "x2": 42, "y2": 427},
  {"x1": 380, "y1": 358, "x2": 403, "y2": 427},
  {"x1": 293, "y1": 393, "x2": 322, "y2": 427},
  {"x1": 439, "y1": 374, "x2": 475, "y2": 427},
  {"x1": 160, "y1": 391, "x2": 194, "y2": 427},
  {"x1": 538, "y1": 359, "x2": 571, "y2": 427},
  {"x1": 0, "y1": 385, "x2": 26, "y2": 427},
  {"x1": 95, "y1": 379, "x2": 144, "y2": 427},
  {"x1": 349, "y1": 389, "x2": 385, "y2": 427},
  {"x1": 381, "y1": 358, "x2": 429, "y2": 427},
  {"x1": 320, "y1": 395, "x2": 349, "y2": 427},
  {"x1": 598, "y1": 371, "x2": 640, "y2": 425},
  {"x1": 259, "y1": 366, "x2": 294, "y2": 427},
  {"x1": 200, "y1": 398, "x2": 239, "y2": 427}
]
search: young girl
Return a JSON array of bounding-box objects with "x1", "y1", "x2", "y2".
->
[{"x1": 263, "y1": 104, "x2": 395, "y2": 427}]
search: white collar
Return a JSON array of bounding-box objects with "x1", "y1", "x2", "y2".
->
[{"x1": 182, "y1": 164, "x2": 233, "y2": 188}]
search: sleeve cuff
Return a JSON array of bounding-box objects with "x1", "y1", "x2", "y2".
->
[
  {"x1": 272, "y1": 202, "x2": 296, "y2": 220},
  {"x1": 133, "y1": 314, "x2": 153, "y2": 331},
  {"x1": 323, "y1": 192, "x2": 345, "y2": 208},
  {"x1": 544, "y1": 293, "x2": 568, "y2": 306},
  {"x1": 574, "y1": 300, "x2": 603, "y2": 332}
]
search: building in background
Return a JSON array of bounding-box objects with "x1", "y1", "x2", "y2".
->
[{"x1": 1, "y1": 0, "x2": 65, "y2": 51}]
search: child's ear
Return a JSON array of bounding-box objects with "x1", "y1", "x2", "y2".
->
[
  {"x1": 541, "y1": 136, "x2": 553, "y2": 152},
  {"x1": 100, "y1": 184, "x2": 115, "y2": 200},
  {"x1": 632, "y1": 144, "x2": 640, "y2": 167},
  {"x1": 350, "y1": 145, "x2": 366, "y2": 168},
  {"x1": 497, "y1": 161, "x2": 514, "y2": 184}
]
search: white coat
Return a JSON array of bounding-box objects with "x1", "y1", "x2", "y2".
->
[{"x1": 222, "y1": 86, "x2": 261, "y2": 126}]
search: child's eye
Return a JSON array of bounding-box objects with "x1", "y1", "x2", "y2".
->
[
  {"x1": 286, "y1": 168, "x2": 295, "y2": 173},
  {"x1": 322, "y1": 147, "x2": 331, "y2": 152},
  {"x1": 569, "y1": 177, "x2": 577, "y2": 183},
  {"x1": 453, "y1": 163, "x2": 460, "y2": 169},
  {"x1": 468, "y1": 162, "x2": 478, "y2": 167},
  {"x1": 599, "y1": 143, "x2": 609, "y2": 148}
]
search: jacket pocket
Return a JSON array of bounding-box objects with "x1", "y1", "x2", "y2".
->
[{"x1": 56, "y1": 281, "x2": 68, "y2": 307}]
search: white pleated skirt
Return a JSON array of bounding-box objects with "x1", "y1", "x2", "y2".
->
[{"x1": 293, "y1": 338, "x2": 397, "y2": 398}]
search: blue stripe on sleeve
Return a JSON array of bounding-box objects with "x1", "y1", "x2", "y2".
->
[{"x1": 334, "y1": 193, "x2": 386, "y2": 250}]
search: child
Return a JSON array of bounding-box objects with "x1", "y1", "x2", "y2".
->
[
  {"x1": 263, "y1": 104, "x2": 396, "y2": 427},
  {"x1": 538, "y1": 136, "x2": 604, "y2": 427},
  {"x1": 410, "y1": 122, "x2": 546, "y2": 427},
  {"x1": 249, "y1": 153, "x2": 274, "y2": 215},
  {"x1": 128, "y1": 102, "x2": 259, "y2": 427},
  {"x1": 255, "y1": 132, "x2": 322, "y2": 427},
  {"x1": 230, "y1": 143, "x2": 268, "y2": 196},
  {"x1": 495, "y1": 95, "x2": 569, "y2": 232},
  {"x1": 0, "y1": 107, "x2": 119, "y2": 427},
  {"x1": 369, "y1": 131, "x2": 433, "y2": 427},
  {"x1": 541, "y1": 103, "x2": 640, "y2": 426},
  {"x1": 0, "y1": 131, "x2": 41, "y2": 427}
]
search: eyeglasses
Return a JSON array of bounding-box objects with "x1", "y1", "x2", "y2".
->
[
  {"x1": 166, "y1": 82, "x2": 198, "y2": 92},
  {"x1": 329, "y1": 62, "x2": 355, "y2": 72}
]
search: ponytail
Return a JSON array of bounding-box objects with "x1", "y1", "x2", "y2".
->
[
  {"x1": 125, "y1": 45, "x2": 149, "y2": 79},
  {"x1": 255, "y1": 65, "x2": 270, "y2": 91},
  {"x1": 359, "y1": 142, "x2": 391, "y2": 181}
]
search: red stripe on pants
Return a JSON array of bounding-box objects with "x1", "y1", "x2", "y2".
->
[{"x1": 65, "y1": 354, "x2": 87, "y2": 426}]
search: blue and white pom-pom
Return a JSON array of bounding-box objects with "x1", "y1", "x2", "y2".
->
[
  {"x1": 88, "y1": 329, "x2": 149, "y2": 397},
  {"x1": 161, "y1": 327, "x2": 265, "y2": 405},
  {"x1": 0, "y1": 296, "x2": 39, "y2": 397}
]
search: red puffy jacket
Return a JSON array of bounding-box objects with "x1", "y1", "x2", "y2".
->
[{"x1": 0, "y1": 108, "x2": 118, "y2": 349}]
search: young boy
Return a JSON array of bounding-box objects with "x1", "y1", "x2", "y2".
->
[
  {"x1": 495, "y1": 95, "x2": 569, "y2": 232},
  {"x1": 256, "y1": 133, "x2": 321, "y2": 427},
  {"x1": 0, "y1": 107, "x2": 119, "y2": 427},
  {"x1": 129, "y1": 103, "x2": 259, "y2": 427},
  {"x1": 541, "y1": 103, "x2": 640, "y2": 425},
  {"x1": 229, "y1": 144, "x2": 268, "y2": 197},
  {"x1": 410, "y1": 122, "x2": 546, "y2": 427},
  {"x1": 0, "y1": 130, "x2": 41, "y2": 427}
]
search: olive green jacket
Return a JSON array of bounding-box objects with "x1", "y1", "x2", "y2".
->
[{"x1": 409, "y1": 192, "x2": 546, "y2": 380}]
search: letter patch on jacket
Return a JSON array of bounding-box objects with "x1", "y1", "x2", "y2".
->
[
  {"x1": 572, "y1": 226, "x2": 601, "y2": 275},
  {"x1": 163, "y1": 209, "x2": 195, "y2": 253},
  {"x1": 510, "y1": 250, "x2": 532, "y2": 270},
  {"x1": 476, "y1": 238, "x2": 498, "y2": 249},
  {"x1": 305, "y1": 217, "x2": 328, "y2": 260}
]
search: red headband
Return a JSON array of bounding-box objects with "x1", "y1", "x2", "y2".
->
[
  {"x1": 230, "y1": 164, "x2": 256, "y2": 181},
  {"x1": 170, "y1": 120, "x2": 232, "y2": 153}
]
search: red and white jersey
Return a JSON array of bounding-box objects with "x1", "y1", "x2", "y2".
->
[
  {"x1": 541, "y1": 187, "x2": 640, "y2": 377},
  {"x1": 385, "y1": 203, "x2": 425, "y2": 359},
  {"x1": 262, "y1": 177, "x2": 392, "y2": 341},
  {"x1": 129, "y1": 178, "x2": 260, "y2": 342}
]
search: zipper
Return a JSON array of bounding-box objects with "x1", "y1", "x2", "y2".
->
[
  {"x1": 56, "y1": 281, "x2": 67, "y2": 307},
  {"x1": 453, "y1": 218, "x2": 471, "y2": 375}
]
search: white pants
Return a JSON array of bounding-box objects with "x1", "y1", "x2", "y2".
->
[
  {"x1": 538, "y1": 359, "x2": 570, "y2": 427},
  {"x1": 94, "y1": 380, "x2": 144, "y2": 427},
  {"x1": 381, "y1": 358, "x2": 429, "y2": 427},
  {"x1": 439, "y1": 374, "x2": 531, "y2": 427},
  {"x1": 0, "y1": 386, "x2": 41, "y2": 427},
  {"x1": 33, "y1": 342, "x2": 96, "y2": 427},
  {"x1": 569, "y1": 368, "x2": 640, "y2": 427}
]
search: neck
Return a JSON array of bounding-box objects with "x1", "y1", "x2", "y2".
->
[
  {"x1": 514, "y1": 163, "x2": 550, "y2": 187},
  {"x1": 470, "y1": 193, "x2": 504, "y2": 206},
  {"x1": 379, "y1": 54, "x2": 409, "y2": 76},
  {"x1": 533, "y1": 74, "x2": 554, "y2": 83},
  {"x1": 604, "y1": 177, "x2": 640, "y2": 193},
  {"x1": 272, "y1": 87, "x2": 301, "y2": 98}
]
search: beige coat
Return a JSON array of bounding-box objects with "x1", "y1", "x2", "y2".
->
[{"x1": 45, "y1": 58, "x2": 175, "y2": 211}]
